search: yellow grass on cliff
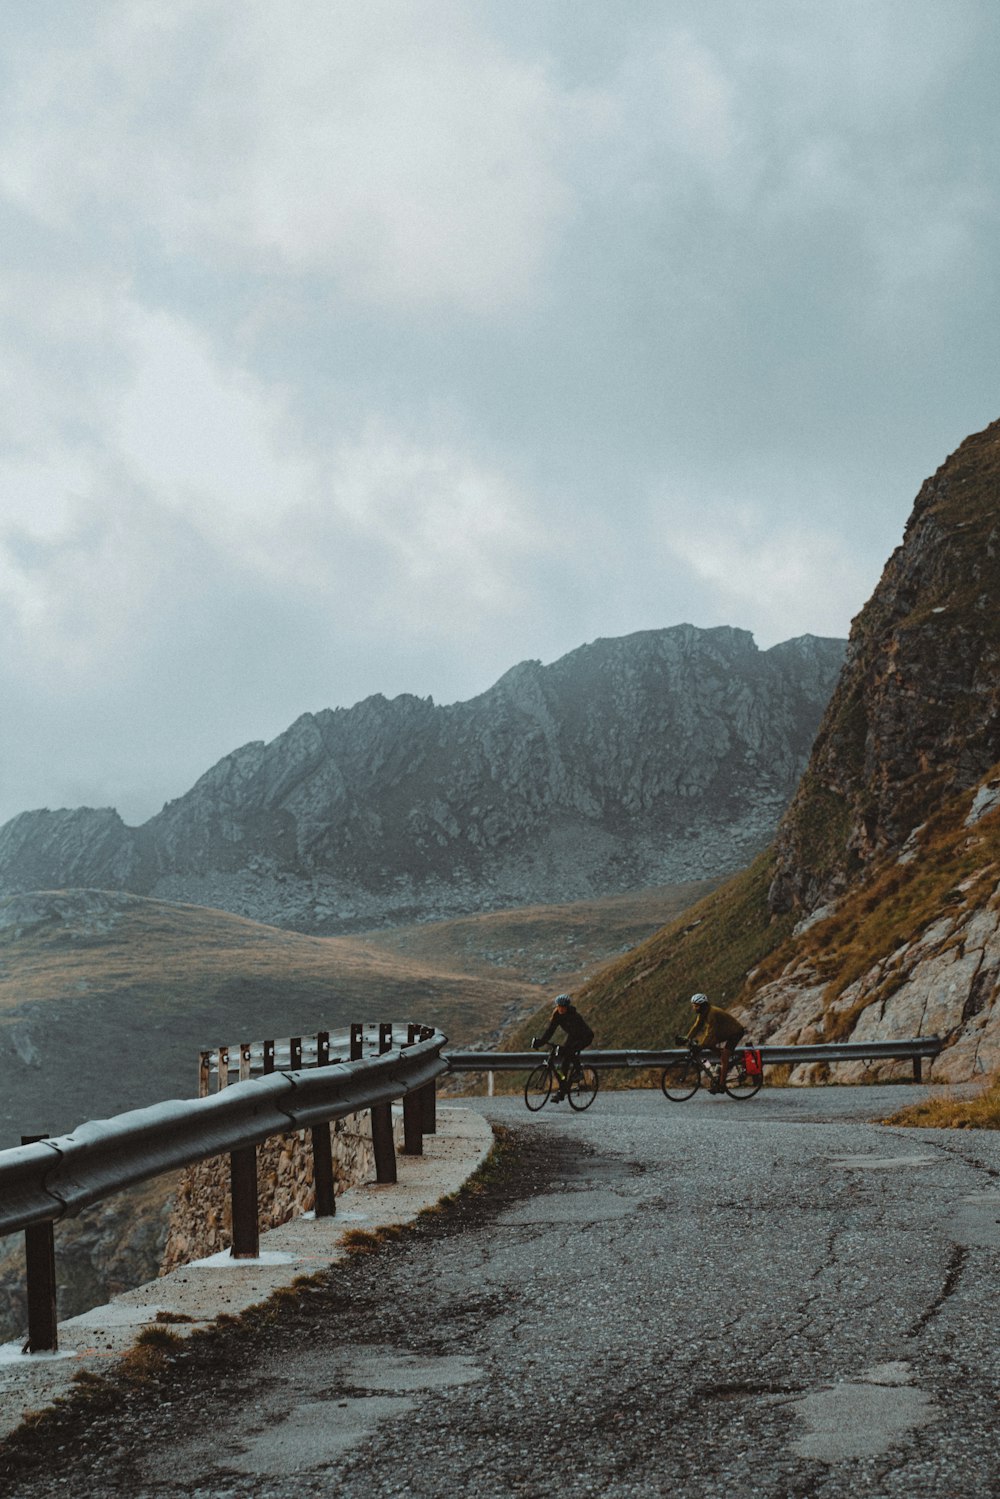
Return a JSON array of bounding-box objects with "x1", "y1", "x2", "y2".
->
[{"x1": 884, "y1": 1075, "x2": 1000, "y2": 1130}]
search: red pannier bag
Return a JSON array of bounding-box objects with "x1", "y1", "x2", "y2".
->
[{"x1": 744, "y1": 1046, "x2": 763, "y2": 1076}]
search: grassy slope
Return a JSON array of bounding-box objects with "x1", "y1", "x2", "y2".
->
[
  {"x1": 546, "y1": 768, "x2": 1000, "y2": 1057},
  {"x1": 510, "y1": 851, "x2": 796, "y2": 1049}
]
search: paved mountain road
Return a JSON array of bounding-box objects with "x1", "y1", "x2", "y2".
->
[{"x1": 4, "y1": 1087, "x2": 999, "y2": 1499}]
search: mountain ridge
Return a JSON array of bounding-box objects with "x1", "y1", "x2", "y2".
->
[{"x1": 0, "y1": 625, "x2": 844, "y2": 932}]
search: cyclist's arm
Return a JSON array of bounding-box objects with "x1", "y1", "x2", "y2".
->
[{"x1": 536, "y1": 1011, "x2": 559, "y2": 1045}]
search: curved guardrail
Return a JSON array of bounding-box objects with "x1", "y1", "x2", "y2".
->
[
  {"x1": 0, "y1": 1024, "x2": 447, "y2": 1353},
  {"x1": 0, "y1": 1032, "x2": 446, "y2": 1239}
]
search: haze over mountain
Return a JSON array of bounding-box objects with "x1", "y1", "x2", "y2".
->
[
  {"x1": 0, "y1": 626, "x2": 844, "y2": 932},
  {"x1": 569, "y1": 418, "x2": 1000, "y2": 1081}
]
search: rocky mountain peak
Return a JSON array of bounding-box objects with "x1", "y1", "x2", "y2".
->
[
  {"x1": 0, "y1": 624, "x2": 845, "y2": 931},
  {"x1": 769, "y1": 417, "x2": 1000, "y2": 916}
]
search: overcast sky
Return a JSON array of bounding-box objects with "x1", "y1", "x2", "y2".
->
[{"x1": 1, "y1": 1, "x2": 998, "y2": 828}]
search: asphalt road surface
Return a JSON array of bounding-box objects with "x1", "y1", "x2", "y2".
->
[{"x1": 4, "y1": 1085, "x2": 999, "y2": 1499}]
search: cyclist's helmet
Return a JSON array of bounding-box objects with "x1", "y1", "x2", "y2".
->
[
  {"x1": 554, "y1": 994, "x2": 571, "y2": 1008},
  {"x1": 690, "y1": 992, "x2": 709, "y2": 1008}
]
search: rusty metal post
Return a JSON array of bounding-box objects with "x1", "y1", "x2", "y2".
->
[
  {"x1": 350, "y1": 1023, "x2": 364, "y2": 1061},
  {"x1": 370, "y1": 1022, "x2": 397, "y2": 1184},
  {"x1": 229, "y1": 1145, "x2": 260, "y2": 1258},
  {"x1": 239, "y1": 1042, "x2": 252, "y2": 1082},
  {"x1": 419, "y1": 1077, "x2": 437, "y2": 1134},
  {"x1": 290, "y1": 1036, "x2": 302, "y2": 1070},
  {"x1": 317, "y1": 1030, "x2": 330, "y2": 1067},
  {"x1": 371, "y1": 1104, "x2": 397, "y2": 1183},
  {"x1": 312, "y1": 1122, "x2": 336, "y2": 1217},
  {"x1": 263, "y1": 1039, "x2": 275, "y2": 1074},
  {"x1": 402, "y1": 1092, "x2": 424, "y2": 1155},
  {"x1": 21, "y1": 1136, "x2": 58, "y2": 1354},
  {"x1": 217, "y1": 1045, "x2": 230, "y2": 1090},
  {"x1": 401, "y1": 1024, "x2": 424, "y2": 1155},
  {"x1": 198, "y1": 1051, "x2": 212, "y2": 1097}
]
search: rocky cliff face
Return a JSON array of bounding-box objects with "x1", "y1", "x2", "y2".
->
[
  {"x1": 0, "y1": 626, "x2": 845, "y2": 931},
  {"x1": 737, "y1": 418, "x2": 1000, "y2": 1079},
  {"x1": 769, "y1": 418, "x2": 1000, "y2": 916}
]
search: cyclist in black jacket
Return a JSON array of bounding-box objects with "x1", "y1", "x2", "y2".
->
[{"x1": 532, "y1": 995, "x2": 595, "y2": 1103}]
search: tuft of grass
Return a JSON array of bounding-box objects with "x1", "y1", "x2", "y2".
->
[
  {"x1": 884, "y1": 1076, "x2": 1000, "y2": 1130},
  {"x1": 118, "y1": 1326, "x2": 183, "y2": 1382},
  {"x1": 133, "y1": 1324, "x2": 183, "y2": 1349}
]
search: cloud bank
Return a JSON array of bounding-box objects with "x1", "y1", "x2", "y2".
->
[{"x1": 0, "y1": 0, "x2": 997, "y2": 824}]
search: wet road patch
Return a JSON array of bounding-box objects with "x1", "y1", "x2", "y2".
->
[{"x1": 788, "y1": 1361, "x2": 938, "y2": 1461}]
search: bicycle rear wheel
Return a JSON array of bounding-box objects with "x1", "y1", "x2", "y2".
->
[
  {"x1": 725, "y1": 1059, "x2": 763, "y2": 1100},
  {"x1": 660, "y1": 1059, "x2": 700, "y2": 1101},
  {"x1": 524, "y1": 1063, "x2": 553, "y2": 1111},
  {"x1": 567, "y1": 1064, "x2": 599, "y2": 1111}
]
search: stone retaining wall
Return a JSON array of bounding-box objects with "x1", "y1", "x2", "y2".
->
[{"x1": 161, "y1": 1110, "x2": 395, "y2": 1272}]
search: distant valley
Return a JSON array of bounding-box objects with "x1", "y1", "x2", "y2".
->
[{"x1": 0, "y1": 878, "x2": 715, "y2": 1148}]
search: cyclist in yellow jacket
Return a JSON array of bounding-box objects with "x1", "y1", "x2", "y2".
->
[{"x1": 685, "y1": 992, "x2": 745, "y2": 1095}]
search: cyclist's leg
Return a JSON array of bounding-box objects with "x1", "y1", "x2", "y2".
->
[
  {"x1": 555, "y1": 1044, "x2": 579, "y2": 1099},
  {"x1": 716, "y1": 1041, "x2": 732, "y2": 1093}
]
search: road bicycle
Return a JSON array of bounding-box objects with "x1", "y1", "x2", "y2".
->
[
  {"x1": 524, "y1": 1043, "x2": 599, "y2": 1112},
  {"x1": 660, "y1": 1042, "x2": 763, "y2": 1102}
]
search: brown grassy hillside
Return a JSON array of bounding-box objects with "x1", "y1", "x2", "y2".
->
[
  {"x1": 0, "y1": 880, "x2": 714, "y2": 1145},
  {"x1": 554, "y1": 772, "x2": 1000, "y2": 1060},
  {"x1": 510, "y1": 851, "x2": 796, "y2": 1049}
]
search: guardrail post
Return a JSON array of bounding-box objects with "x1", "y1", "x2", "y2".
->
[
  {"x1": 198, "y1": 1052, "x2": 211, "y2": 1098},
  {"x1": 913, "y1": 1056, "x2": 922, "y2": 1083},
  {"x1": 21, "y1": 1136, "x2": 58, "y2": 1354},
  {"x1": 317, "y1": 1031, "x2": 330, "y2": 1067},
  {"x1": 416, "y1": 1027, "x2": 437, "y2": 1134},
  {"x1": 229, "y1": 1146, "x2": 260, "y2": 1258},
  {"x1": 263, "y1": 1039, "x2": 275, "y2": 1075},
  {"x1": 371, "y1": 1022, "x2": 397, "y2": 1184},
  {"x1": 402, "y1": 1026, "x2": 424, "y2": 1156},
  {"x1": 350, "y1": 1023, "x2": 364, "y2": 1061},
  {"x1": 312, "y1": 1123, "x2": 336, "y2": 1217}
]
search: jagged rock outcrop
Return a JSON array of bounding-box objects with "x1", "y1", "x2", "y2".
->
[
  {"x1": 769, "y1": 418, "x2": 1000, "y2": 916},
  {"x1": 733, "y1": 418, "x2": 1000, "y2": 1079},
  {"x1": 0, "y1": 626, "x2": 845, "y2": 931}
]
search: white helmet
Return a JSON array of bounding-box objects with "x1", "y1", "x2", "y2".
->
[{"x1": 690, "y1": 992, "x2": 709, "y2": 1008}]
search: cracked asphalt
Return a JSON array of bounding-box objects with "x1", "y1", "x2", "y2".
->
[{"x1": 2, "y1": 1085, "x2": 999, "y2": 1499}]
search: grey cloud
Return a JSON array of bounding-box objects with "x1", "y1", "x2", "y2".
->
[{"x1": 0, "y1": 0, "x2": 998, "y2": 825}]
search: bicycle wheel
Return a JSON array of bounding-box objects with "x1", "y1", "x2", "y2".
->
[
  {"x1": 660, "y1": 1059, "x2": 700, "y2": 1101},
  {"x1": 524, "y1": 1063, "x2": 553, "y2": 1111},
  {"x1": 725, "y1": 1059, "x2": 763, "y2": 1100},
  {"x1": 567, "y1": 1064, "x2": 599, "y2": 1111}
]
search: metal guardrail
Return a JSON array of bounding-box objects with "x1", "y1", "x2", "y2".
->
[
  {"x1": 0, "y1": 1027, "x2": 944, "y2": 1355},
  {"x1": 445, "y1": 1037, "x2": 943, "y2": 1081},
  {"x1": 0, "y1": 1035, "x2": 446, "y2": 1239},
  {"x1": 0, "y1": 1023, "x2": 446, "y2": 1354},
  {"x1": 197, "y1": 1022, "x2": 420, "y2": 1094}
]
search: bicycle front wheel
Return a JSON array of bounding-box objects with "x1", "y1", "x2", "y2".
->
[
  {"x1": 725, "y1": 1060, "x2": 763, "y2": 1100},
  {"x1": 524, "y1": 1063, "x2": 553, "y2": 1111},
  {"x1": 660, "y1": 1059, "x2": 700, "y2": 1101},
  {"x1": 567, "y1": 1064, "x2": 599, "y2": 1111}
]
